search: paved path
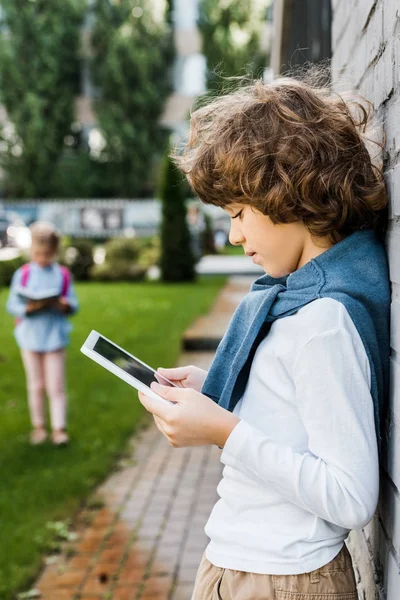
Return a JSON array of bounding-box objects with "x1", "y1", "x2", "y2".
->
[
  {"x1": 32, "y1": 276, "x2": 254, "y2": 600},
  {"x1": 150, "y1": 255, "x2": 263, "y2": 279},
  {"x1": 183, "y1": 276, "x2": 254, "y2": 351},
  {"x1": 196, "y1": 255, "x2": 263, "y2": 276}
]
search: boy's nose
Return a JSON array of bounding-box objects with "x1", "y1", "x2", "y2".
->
[{"x1": 229, "y1": 227, "x2": 244, "y2": 246}]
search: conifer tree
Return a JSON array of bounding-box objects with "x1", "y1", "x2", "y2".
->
[{"x1": 159, "y1": 151, "x2": 196, "y2": 282}]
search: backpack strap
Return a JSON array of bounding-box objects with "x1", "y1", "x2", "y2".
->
[
  {"x1": 60, "y1": 265, "x2": 71, "y2": 297},
  {"x1": 20, "y1": 263, "x2": 30, "y2": 287}
]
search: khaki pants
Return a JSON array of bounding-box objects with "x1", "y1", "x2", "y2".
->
[{"x1": 191, "y1": 544, "x2": 357, "y2": 600}]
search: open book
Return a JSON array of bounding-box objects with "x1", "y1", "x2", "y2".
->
[{"x1": 16, "y1": 286, "x2": 61, "y2": 301}]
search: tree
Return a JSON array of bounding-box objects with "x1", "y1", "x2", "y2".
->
[
  {"x1": 198, "y1": 0, "x2": 267, "y2": 91},
  {"x1": 159, "y1": 151, "x2": 196, "y2": 282},
  {"x1": 90, "y1": 0, "x2": 174, "y2": 197},
  {"x1": 0, "y1": 0, "x2": 85, "y2": 197}
]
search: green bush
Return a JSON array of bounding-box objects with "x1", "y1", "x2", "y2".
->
[
  {"x1": 0, "y1": 255, "x2": 25, "y2": 287},
  {"x1": 104, "y1": 238, "x2": 140, "y2": 263},
  {"x1": 90, "y1": 237, "x2": 147, "y2": 282},
  {"x1": 60, "y1": 239, "x2": 94, "y2": 281},
  {"x1": 136, "y1": 237, "x2": 161, "y2": 270},
  {"x1": 91, "y1": 262, "x2": 146, "y2": 282}
]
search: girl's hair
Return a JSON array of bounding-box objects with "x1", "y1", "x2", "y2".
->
[
  {"x1": 173, "y1": 75, "x2": 387, "y2": 243},
  {"x1": 30, "y1": 221, "x2": 60, "y2": 251}
]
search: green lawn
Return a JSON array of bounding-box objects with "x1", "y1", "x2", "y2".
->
[
  {"x1": 0, "y1": 277, "x2": 225, "y2": 599},
  {"x1": 219, "y1": 244, "x2": 244, "y2": 256}
]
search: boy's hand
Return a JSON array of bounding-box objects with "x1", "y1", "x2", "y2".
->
[
  {"x1": 138, "y1": 382, "x2": 240, "y2": 448},
  {"x1": 156, "y1": 365, "x2": 208, "y2": 392}
]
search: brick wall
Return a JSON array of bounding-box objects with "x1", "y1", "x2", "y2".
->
[{"x1": 331, "y1": 1, "x2": 400, "y2": 599}]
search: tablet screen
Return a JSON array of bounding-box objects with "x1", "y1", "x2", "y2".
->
[{"x1": 93, "y1": 337, "x2": 174, "y2": 388}]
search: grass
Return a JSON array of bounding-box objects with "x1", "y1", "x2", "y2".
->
[
  {"x1": 218, "y1": 244, "x2": 244, "y2": 256},
  {"x1": 0, "y1": 277, "x2": 225, "y2": 599}
]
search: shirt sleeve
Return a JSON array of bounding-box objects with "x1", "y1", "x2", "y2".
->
[
  {"x1": 6, "y1": 269, "x2": 27, "y2": 318},
  {"x1": 65, "y1": 277, "x2": 79, "y2": 315},
  {"x1": 220, "y1": 328, "x2": 379, "y2": 531}
]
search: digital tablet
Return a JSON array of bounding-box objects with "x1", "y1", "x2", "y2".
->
[
  {"x1": 81, "y1": 330, "x2": 177, "y2": 405},
  {"x1": 16, "y1": 286, "x2": 61, "y2": 301}
]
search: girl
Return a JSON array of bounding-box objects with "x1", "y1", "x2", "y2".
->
[
  {"x1": 138, "y1": 77, "x2": 391, "y2": 599},
  {"x1": 7, "y1": 222, "x2": 79, "y2": 446}
]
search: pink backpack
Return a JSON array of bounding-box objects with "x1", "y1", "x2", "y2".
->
[{"x1": 16, "y1": 264, "x2": 71, "y2": 325}]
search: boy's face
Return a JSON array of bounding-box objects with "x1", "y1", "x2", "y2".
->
[
  {"x1": 30, "y1": 244, "x2": 56, "y2": 267},
  {"x1": 224, "y1": 203, "x2": 320, "y2": 278}
]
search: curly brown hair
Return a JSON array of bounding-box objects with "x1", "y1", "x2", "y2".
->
[{"x1": 173, "y1": 77, "x2": 387, "y2": 243}]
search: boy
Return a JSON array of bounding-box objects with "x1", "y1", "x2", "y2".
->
[{"x1": 139, "y1": 77, "x2": 390, "y2": 599}]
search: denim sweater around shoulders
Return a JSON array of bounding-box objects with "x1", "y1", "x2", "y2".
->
[{"x1": 202, "y1": 229, "x2": 390, "y2": 451}]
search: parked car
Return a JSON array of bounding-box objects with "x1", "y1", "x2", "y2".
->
[{"x1": 0, "y1": 211, "x2": 31, "y2": 250}]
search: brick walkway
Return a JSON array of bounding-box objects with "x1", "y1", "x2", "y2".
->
[{"x1": 32, "y1": 276, "x2": 253, "y2": 600}]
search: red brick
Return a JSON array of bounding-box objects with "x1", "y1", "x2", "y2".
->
[
  {"x1": 140, "y1": 575, "x2": 172, "y2": 599},
  {"x1": 112, "y1": 585, "x2": 140, "y2": 600},
  {"x1": 56, "y1": 569, "x2": 87, "y2": 587},
  {"x1": 78, "y1": 532, "x2": 105, "y2": 553},
  {"x1": 118, "y1": 565, "x2": 146, "y2": 584},
  {"x1": 98, "y1": 546, "x2": 126, "y2": 564},
  {"x1": 38, "y1": 592, "x2": 77, "y2": 600},
  {"x1": 92, "y1": 562, "x2": 119, "y2": 579},
  {"x1": 68, "y1": 554, "x2": 93, "y2": 570},
  {"x1": 123, "y1": 550, "x2": 149, "y2": 570},
  {"x1": 104, "y1": 530, "x2": 131, "y2": 548},
  {"x1": 91, "y1": 507, "x2": 115, "y2": 528},
  {"x1": 80, "y1": 575, "x2": 111, "y2": 596},
  {"x1": 80, "y1": 562, "x2": 118, "y2": 595},
  {"x1": 35, "y1": 564, "x2": 60, "y2": 589}
]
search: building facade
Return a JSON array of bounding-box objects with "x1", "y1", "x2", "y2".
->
[
  {"x1": 271, "y1": 0, "x2": 331, "y2": 75},
  {"x1": 331, "y1": 2, "x2": 400, "y2": 596},
  {"x1": 271, "y1": 1, "x2": 400, "y2": 598}
]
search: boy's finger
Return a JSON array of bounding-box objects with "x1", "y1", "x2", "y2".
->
[
  {"x1": 138, "y1": 390, "x2": 172, "y2": 418},
  {"x1": 150, "y1": 381, "x2": 186, "y2": 403},
  {"x1": 154, "y1": 371, "x2": 183, "y2": 387},
  {"x1": 157, "y1": 366, "x2": 190, "y2": 379},
  {"x1": 153, "y1": 415, "x2": 167, "y2": 435}
]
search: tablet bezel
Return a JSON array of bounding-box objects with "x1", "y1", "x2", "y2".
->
[{"x1": 81, "y1": 330, "x2": 175, "y2": 405}]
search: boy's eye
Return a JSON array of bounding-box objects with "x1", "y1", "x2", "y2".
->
[{"x1": 232, "y1": 210, "x2": 243, "y2": 219}]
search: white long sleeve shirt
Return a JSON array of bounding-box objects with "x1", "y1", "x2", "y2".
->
[{"x1": 205, "y1": 297, "x2": 378, "y2": 575}]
